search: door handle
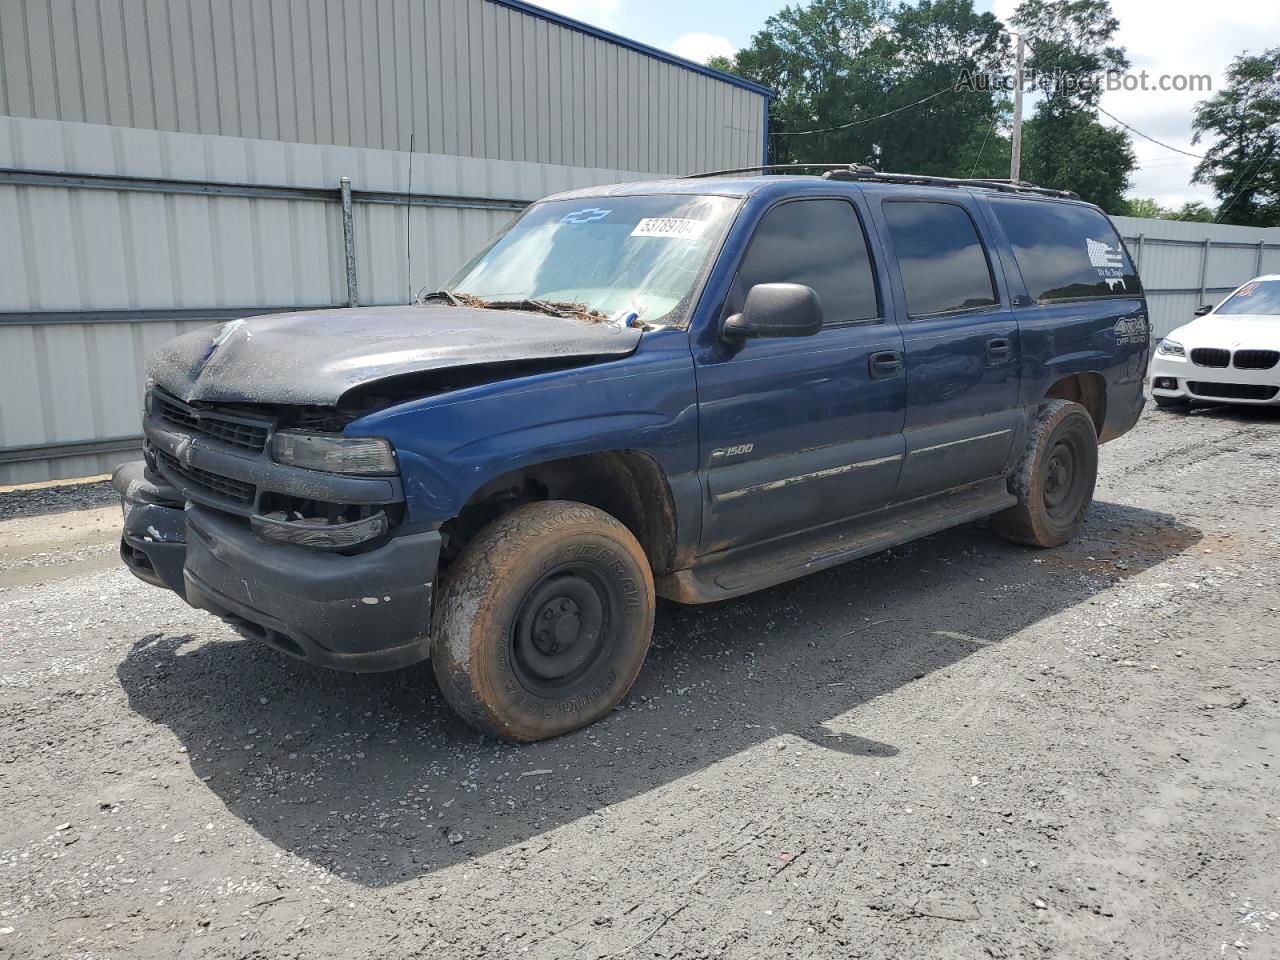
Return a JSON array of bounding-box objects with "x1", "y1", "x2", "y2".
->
[
  {"x1": 986, "y1": 338, "x2": 1013, "y2": 362},
  {"x1": 868, "y1": 350, "x2": 903, "y2": 379}
]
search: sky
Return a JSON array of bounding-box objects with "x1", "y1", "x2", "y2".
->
[{"x1": 535, "y1": 0, "x2": 1279, "y2": 209}]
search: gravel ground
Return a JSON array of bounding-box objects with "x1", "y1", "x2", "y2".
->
[{"x1": 1, "y1": 404, "x2": 1278, "y2": 959}]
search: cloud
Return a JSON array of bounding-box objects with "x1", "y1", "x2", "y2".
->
[
  {"x1": 669, "y1": 31, "x2": 737, "y2": 64},
  {"x1": 992, "y1": 0, "x2": 1280, "y2": 208}
]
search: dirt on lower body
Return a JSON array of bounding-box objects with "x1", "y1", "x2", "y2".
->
[{"x1": 1, "y1": 403, "x2": 1278, "y2": 959}]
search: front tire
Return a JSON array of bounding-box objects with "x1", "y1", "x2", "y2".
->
[
  {"x1": 992, "y1": 399, "x2": 1099, "y2": 548},
  {"x1": 431, "y1": 501, "x2": 655, "y2": 742}
]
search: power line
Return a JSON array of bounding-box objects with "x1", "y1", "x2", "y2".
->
[
  {"x1": 969, "y1": 112, "x2": 999, "y2": 178},
  {"x1": 1016, "y1": 36, "x2": 1204, "y2": 163},
  {"x1": 1214, "y1": 145, "x2": 1276, "y2": 223},
  {"x1": 1096, "y1": 105, "x2": 1205, "y2": 159},
  {"x1": 771, "y1": 85, "x2": 957, "y2": 137}
]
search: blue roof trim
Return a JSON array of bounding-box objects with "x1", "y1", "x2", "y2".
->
[{"x1": 489, "y1": 0, "x2": 773, "y2": 99}]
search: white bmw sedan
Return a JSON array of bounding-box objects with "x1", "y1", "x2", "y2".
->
[{"x1": 1149, "y1": 275, "x2": 1280, "y2": 409}]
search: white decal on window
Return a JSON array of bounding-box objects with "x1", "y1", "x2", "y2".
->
[
  {"x1": 630, "y1": 218, "x2": 709, "y2": 240},
  {"x1": 1086, "y1": 237, "x2": 1127, "y2": 291}
]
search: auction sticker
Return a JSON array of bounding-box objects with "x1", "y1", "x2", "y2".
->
[{"x1": 630, "y1": 218, "x2": 708, "y2": 240}]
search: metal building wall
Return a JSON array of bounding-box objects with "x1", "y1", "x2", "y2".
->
[
  {"x1": 0, "y1": 0, "x2": 767, "y2": 483},
  {"x1": 1111, "y1": 216, "x2": 1280, "y2": 339},
  {"x1": 0, "y1": 115, "x2": 662, "y2": 484},
  {"x1": 0, "y1": 0, "x2": 768, "y2": 175}
]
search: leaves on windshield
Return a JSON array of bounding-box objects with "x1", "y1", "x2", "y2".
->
[{"x1": 419, "y1": 289, "x2": 609, "y2": 324}]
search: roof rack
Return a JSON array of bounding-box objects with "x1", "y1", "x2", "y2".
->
[
  {"x1": 682, "y1": 163, "x2": 860, "y2": 178},
  {"x1": 682, "y1": 163, "x2": 1080, "y2": 200}
]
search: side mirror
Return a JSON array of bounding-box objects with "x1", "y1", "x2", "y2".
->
[
  {"x1": 1194, "y1": 304, "x2": 1213, "y2": 317},
  {"x1": 723, "y1": 283, "x2": 823, "y2": 340}
]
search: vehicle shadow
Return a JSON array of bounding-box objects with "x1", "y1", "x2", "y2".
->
[{"x1": 116, "y1": 500, "x2": 1199, "y2": 887}]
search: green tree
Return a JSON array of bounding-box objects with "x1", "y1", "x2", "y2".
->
[
  {"x1": 1121, "y1": 197, "x2": 1168, "y2": 218},
  {"x1": 1019, "y1": 111, "x2": 1133, "y2": 211},
  {"x1": 716, "y1": 0, "x2": 1006, "y2": 172},
  {"x1": 1011, "y1": 0, "x2": 1127, "y2": 113},
  {"x1": 1191, "y1": 48, "x2": 1280, "y2": 227},
  {"x1": 1010, "y1": 0, "x2": 1136, "y2": 211},
  {"x1": 872, "y1": 0, "x2": 1009, "y2": 175},
  {"x1": 956, "y1": 103, "x2": 1013, "y2": 178},
  {"x1": 1117, "y1": 198, "x2": 1220, "y2": 221},
  {"x1": 1171, "y1": 201, "x2": 1218, "y2": 223},
  {"x1": 722, "y1": 0, "x2": 893, "y2": 166}
]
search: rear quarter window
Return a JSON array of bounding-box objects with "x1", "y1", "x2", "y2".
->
[{"x1": 991, "y1": 199, "x2": 1141, "y2": 302}]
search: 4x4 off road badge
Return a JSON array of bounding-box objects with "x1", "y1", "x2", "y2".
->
[{"x1": 1113, "y1": 315, "x2": 1147, "y2": 345}]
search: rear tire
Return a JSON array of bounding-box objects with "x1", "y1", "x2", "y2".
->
[
  {"x1": 431, "y1": 501, "x2": 655, "y2": 742},
  {"x1": 992, "y1": 399, "x2": 1098, "y2": 548},
  {"x1": 1153, "y1": 394, "x2": 1190, "y2": 411}
]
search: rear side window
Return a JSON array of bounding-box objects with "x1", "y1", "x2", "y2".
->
[
  {"x1": 882, "y1": 201, "x2": 998, "y2": 317},
  {"x1": 991, "y1": 199, "x2": 1141, "y2": 302},
  {"x1": 731, "y1": 199, "x2": 880, "y2": 324}
]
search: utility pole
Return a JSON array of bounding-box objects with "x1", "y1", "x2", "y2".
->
[{"x1": 1010, "y1": 33, "x2": 1025, "y2": 182}]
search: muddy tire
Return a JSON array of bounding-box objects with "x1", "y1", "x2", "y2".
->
[
  {"x1": 431, "y1": 501, "x2": 655, "y2": 742},
  {"x1": 1153, "y1": 394, "x2": 1190, "y2": 411},
  {"x1": 992, "y1": 399, "x2": 1099, "y2": 548}
]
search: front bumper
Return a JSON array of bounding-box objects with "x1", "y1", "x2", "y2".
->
[
  {"x1": 1149, "y1": 351, "x2": 1280, "y2": 405},
  {"x1": 113, "y1": 461, "x2": 441, "y2": 672}
]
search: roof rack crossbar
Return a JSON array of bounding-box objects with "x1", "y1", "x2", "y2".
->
[{"x1": 680, "y1": 162, "x2": 1079, "y2": 200}]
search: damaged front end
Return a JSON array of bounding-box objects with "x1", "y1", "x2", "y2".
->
[
  {"x1": 114, "y1": 386, "x2": 440, "y2": 672},
  {"x1": 116, "y1": 300, "x2": 644, "y2": 671}
]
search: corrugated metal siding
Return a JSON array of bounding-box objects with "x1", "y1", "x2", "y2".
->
[
  {"x1": 1111, "y1": 216, "x2": 1280, "y2": 339},
  {"x1": 0, "y1": 115, "x2": 664, "y2": 484},
  {"x1": 0, "y1": 0, "x2": 765, "y2": 175}
]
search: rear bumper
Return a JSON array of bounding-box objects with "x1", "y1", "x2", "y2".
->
[{"x1": 113, "y1": 461, "x2": 441, "y2": 673}]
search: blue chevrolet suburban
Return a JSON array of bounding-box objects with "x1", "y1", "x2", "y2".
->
[{"x1": 114, "y1": 166, "x2": 1148, "y2": 741}]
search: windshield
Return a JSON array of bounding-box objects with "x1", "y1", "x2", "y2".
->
[
  {"x1": 1216, "y1": 279, "x2": 1280, "y2": 315},
  {"x1": 445, "y1": 194, "x2": 740, "y2": 328}
]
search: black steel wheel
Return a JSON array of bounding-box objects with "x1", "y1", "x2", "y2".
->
[
  {"x1": 431, "y1": 501, "x2": 654, "y2": 742},
  {"x1": 992, "y1": 399, "x2": 1099, "y2": 548}
]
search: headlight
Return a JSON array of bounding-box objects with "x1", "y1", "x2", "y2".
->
[
  {"x1": 1157, "y1": 339, "x2": 1185, "y2": 357},
  {"x1": 143, "y1": 378, "x2": 156, "y2": 415},
  {"x1": 270, "y1": 431, "x2": 397, "y2": 475}
]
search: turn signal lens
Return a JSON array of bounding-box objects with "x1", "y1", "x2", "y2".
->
[{"x1": 270, "y1": 431, "x2": 397, "y2": 475}]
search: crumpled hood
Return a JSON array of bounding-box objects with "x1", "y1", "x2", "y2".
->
[
  {"x1": 1168, "y1": 313, "x2": 1280, "y2": 349},
  {"x1": 147, "y1": 304, "x2": 642, "y2": 405}
]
